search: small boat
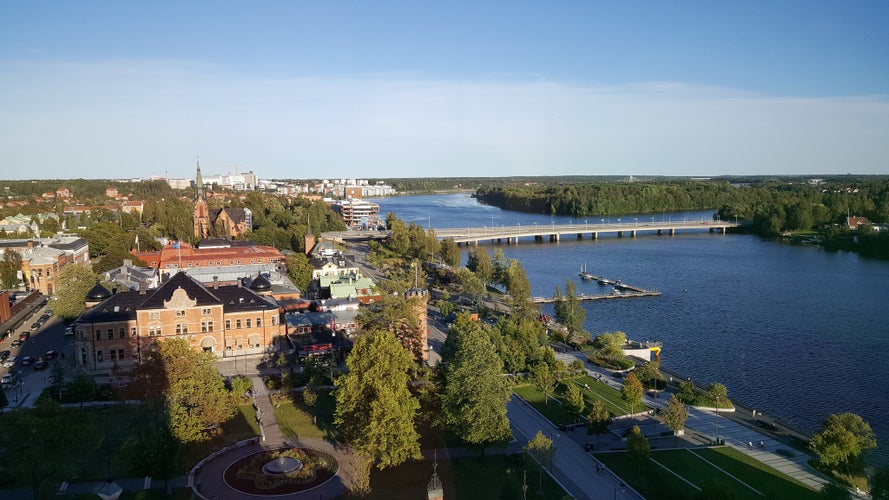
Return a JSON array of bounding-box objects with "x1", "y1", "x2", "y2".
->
[{"x1": 579, "y1": 263, "x2": 594, "y2": 280}]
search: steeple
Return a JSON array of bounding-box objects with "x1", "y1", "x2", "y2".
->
[{"x1": 195, "y1": 156, "x2": 205, "y2": 201}]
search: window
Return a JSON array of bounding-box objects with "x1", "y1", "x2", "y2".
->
[
  {"x1": 110, "y1": 350, "x2": 117, "y2": 361},
  {"x1": 176, "y1": 310, "x2": 186, "y2": 317},
  {"x1": 225, "y1": 320, "x2": 231, "y2": 329},
  {"x1": 149, "y1": 311, "x2": 160, "y2": 319},
  {"x1": 156, "y1": 327, "x2": 162, "y2": 336},
  {"x1": 271, "y1": 316, "x2": 277, "y2": 326},
  {"x1": 207, "y1": 321, "x2": 214, "y2": 332},
  {"x1": 176, "y1": 324, "x2": 183, "y2": 334},
  {"x1": 202, "y1": 308, "x2": 212, "y2": 315},
  {"x1": 182, "y1": 324, "x2": 188, "y2": 334},
  {"x1": 119, "y1": 328, "x2": 125, "y2": 339},
  {"x1": 236, "y1": 319, "x2": 241, "y2": 329},
  {"x1": 246, "y1": 318, "x2": 251, "y2": 328},
  {"x1": 256, "y1": 317, "x2": 262, "y2": 327},
  {"x1": 131, "y1": 327, "x2": 137, "y2": 337},
  {"x1": 96, "y1": 351, "x2": 104, "y2": 362},
  {"x1": 201, "y1": 322, "x2": 207, "y2": 333},
  {"x1": 118, "y1": 349, "x2": 125, "y2": 360},
  {"x1": 95, "y1": 330, "x2": 102, "y2": 340}
]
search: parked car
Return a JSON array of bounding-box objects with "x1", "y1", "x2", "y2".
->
[
  {"x1": 20, "y1": 356, "x2": 34, "y2": 366},
  {"x1": 33, "y1": 360, "x2": 47, "y2": 371},
  {"x1": 1, "y1": 373, "x2": 15, "y2": 386},
  {"x1": 45, "y1": 309, "x2": 53, "y2": 316},
  {"x1": 0, "y1": 350, "x2": 10, "y2": 361},
  {"x1": 19, "y1": 332, "x2": 30, "y2": 341},
  {"x1": 64, "y1": 326, "x2": 74, "y2": 336},
  {"x1": 45, "y1": 350, "x2": 58, "y2": 360},
  {"x1": 1, "y1": 356, "x2": 15, "y2": 368},
  {"x1": 10, "y1": 339, "x2": 23, "y2": 348},
  {"x1": 30, "y1": 322, "x2": 41, "y2": 331}
]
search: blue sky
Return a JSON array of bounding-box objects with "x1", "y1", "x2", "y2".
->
[{"x1": 1, "y1": 1, "x2": 887, "y2": 180}]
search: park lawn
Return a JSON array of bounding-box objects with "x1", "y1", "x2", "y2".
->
[
  {"x1": 272, "y1": 390, "x2": 338, "y2": 440},
  {"x1": 360, "y1": 454, "x2": 566, "y2": 500},
  {"x1": 513, "y1": 384, "x2": 578, "y2": 426},
  {"x1": 571, "y1": 375, "x2": 644, "y2": 417},
  {"x1": 596, "y1": 451, "x2": 698, "y2": 499},
  {"x1": 693, "y1": 447, "x2": 819, "y2": 498},
  {"x1": 597, "y1": 448, "x2": 820, "y2": 500},
  {"x1": 180, "y1": 402, "x2": 260, "y2": 470}
]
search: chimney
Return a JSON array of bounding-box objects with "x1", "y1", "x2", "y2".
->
[
  {"x1": 213, "y1": 276, "x2": 219, "y2": 289},
  {"x1": 139, "y1": 280, "x2": 147, "y2": 294}
]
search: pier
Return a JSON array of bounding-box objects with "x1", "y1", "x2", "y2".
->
[{"x1": 533, "y1": 277, "x2": 661, "y2": 303}]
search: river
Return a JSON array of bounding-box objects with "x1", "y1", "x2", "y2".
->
[{"x1": 372, "y1": 192, "x2": 889, "y2": 466}]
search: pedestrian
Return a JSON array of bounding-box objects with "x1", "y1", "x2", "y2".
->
[
  {"x1": 747, "y1": 441, "x2": 753, "y2": 449},
  {"x1": 759, "y1": 440, "x2": 765, "y2": 449}
]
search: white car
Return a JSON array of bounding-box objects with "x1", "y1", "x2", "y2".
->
[
  {"x1": 1, "y1": 356, "x2": 15, "y2": 368},
  {"x1": 1, "y1": 373, "x2": 14, "y2": 386},
  {"x1": 64, "y1": 326, "x2": 74, "y2": 336}
]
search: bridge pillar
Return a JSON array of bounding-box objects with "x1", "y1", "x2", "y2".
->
[
  {"x1": 631, "y1": 230, "x2": 636, "y2": 238},
  {"x1": 617, "y1": 231, "x2": 623, "y2": 238},
  {"x1": 577, "y1": 233, "x2": 583, "y2": 239},
  {"x1": 550, "y1": 234, "x2": 559, "y2": 242},
  {"x1": 709, "y1": 228, "x2": 714, "y2": 233},
  {"x1": 592, "y1": 232, "x2": 598, "y2": 239},
  {"x1": 721, "y1": 227, "x2": 726, "y2": 235},
  {"x1": 657, "y1": 229, "x2": 663, "y2": 235},
  {"x1": 669, "y1": 228, "x2": 675, "y2": 236}
]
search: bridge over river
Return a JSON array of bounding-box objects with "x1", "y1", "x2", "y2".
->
[
  {"x1": 433, "y1": 219, "x2": 739, "y2": 245},
  {"x1": 321, "y1": 220, "x2": 739, "y2": 244}
]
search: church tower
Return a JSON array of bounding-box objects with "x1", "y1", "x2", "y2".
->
[{"x1": 193, "y1": 158, "x2": 210, "y2": 239}]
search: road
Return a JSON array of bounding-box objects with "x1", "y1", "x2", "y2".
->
[{"x1": 1, "y1": 301, "x2": 75, "y2": 407}]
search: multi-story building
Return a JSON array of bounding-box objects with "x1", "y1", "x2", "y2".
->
[
  {"x1": 132, "y1": 241, "x2": 284, "y2": 278},
  {"x1": 331, "y1": 198, "x2": 381, "y2": 227},
  {"x1": 0, "y1": 235, "x2": 89, "y2": 294},
  {"x1": 74, "y1": 271, "x2": 284, "y2": 373}
]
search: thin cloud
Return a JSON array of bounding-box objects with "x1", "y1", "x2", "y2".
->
[{"x1": 1, "y1": 60, "x2": 887, "y2": 178}]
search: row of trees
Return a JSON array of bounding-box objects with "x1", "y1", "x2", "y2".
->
[{"x1": 475, "y1": 178, "x2": 889, "y2": 241}]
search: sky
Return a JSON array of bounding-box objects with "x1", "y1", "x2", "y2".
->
[{"x1": 1, "y1": 1, "x2": 888, "y2": 180}]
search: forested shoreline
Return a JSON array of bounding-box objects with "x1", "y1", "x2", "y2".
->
[{"x1": 475, "y1": 177, "x2": 889, "y2": 258}]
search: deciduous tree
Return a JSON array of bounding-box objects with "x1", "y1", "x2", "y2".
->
[
  {"x1": 53, "y1": 263, "x2": 101, "y2": 320},
  {"x1": 438, "y1": 314, "x2": 512, "y2": 456},
  {"x1": 334, "y1": 329, "x2": 421, "y2": 469},
  {"x1": 564, "y1": 382, "x2": 585, "y2": 419},
  {"x1": 810, "y1": 412, "x2": 876, "y2": 473},
  {"x1": 662, "y1": 394, "x2": 688, "y2": 445},
  {"x1": 626, "y1": 425, "x2": 650, "y2": 472},
  {"x1": 285, "y1": 252, "x2": 314, "y2": 291},
  {"x1": 531, "y1": 363, "x2": 556, "y2": 406},
  {"x1": 586, "y1": 399, "x2": 611, "y2": 448},
  {"x1": 621, "y1": 372, "x2": 643, "y2": 416}
]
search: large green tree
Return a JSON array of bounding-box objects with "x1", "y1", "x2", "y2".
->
[
  {"x1": 356, "y1": 293, "x2": 426, "y2": 362},
  {"x1": 564, "y1": 382, "x2": 585, "y2": 420},
  {"x1": 531, "y1": 362, "x2": 557, "y2": 406},
  {"x1": 285, "y1": 252, "x2": 314, "y2": 291},
  {"x1": 466, "y1": 246, "x2": 493, "y2": 285},
  {"x1": 0, "y1": 249, "x2": 22, "y2": 289},
  {"x1": 626, "y1": 425, "x2": 650, "y2": 472},
  {"x1": 127, "y1": 338, "x2": 237, "y2": 443},
  {"x1": 586, "y1": 399, "x2": 611, "y2": 448},
  {"x1": 53, "y1": 263, "x2": 101, "y2": 320},
  {"x1": 553, "y1": 280, "x2": 587, "y2": 344},
  {"x1": 438, "y1": 313, "x2": 513, "y2": 456},
  {"x1": 439, "y1": 237, "x2": 461, "y2": 268},
  {"x1": 334, "y1": 329, "x2": 421, "y2": 469},
  {"x1": 524, "y1": 430, "x2": 556, "y2": 493},
  {"x1": 810, "y1": 413, "x2": 876, "y2": 473}
]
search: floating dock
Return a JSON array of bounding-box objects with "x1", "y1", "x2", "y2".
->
[{"x1": 533, "y1": 277, "x2": 661, "y2": 304}]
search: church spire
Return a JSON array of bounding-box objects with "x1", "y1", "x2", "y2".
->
[{"x1": 195, "y1": 156, "x2": 205, "y2": 201}]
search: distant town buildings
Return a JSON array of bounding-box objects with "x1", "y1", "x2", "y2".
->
[{"x1": 0, "y1": 234, "x2": 90, "y2": 294}]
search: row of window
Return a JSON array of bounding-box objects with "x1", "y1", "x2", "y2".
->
[
  {"x1": 149, "y1": 308, "x2": 214, "y2": 319},
  {"x1": 85, "y1": 316, "x2": 278, "y2": 341},
  {"x1": 163, "y1": 257, "x2": 281, "y2": 269}
]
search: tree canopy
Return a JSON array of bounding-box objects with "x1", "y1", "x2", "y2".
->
[
  {"x1": 438, "y1": 313, "x2": 513, "y2": 455},
  {"x1": 53, "y1": 263, "x2": 101, "y2": 320},
  {"x1": 334, "y1": 329, "x2": 421, "y2": 469},
  {"x1": 621, "y1": 372, "x2": 644, "y2": 416},
  {"x1": 810, "y1": 413, "x2": 876, "y2": 472}
]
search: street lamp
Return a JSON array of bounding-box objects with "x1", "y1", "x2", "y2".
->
[{"x1": 714, "y1": 395, "x2": 720, "y2": 445}]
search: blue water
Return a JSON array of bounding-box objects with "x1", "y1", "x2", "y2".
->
[{"x1": 373, "y1": 193, "x2": 889, "y2": 465}]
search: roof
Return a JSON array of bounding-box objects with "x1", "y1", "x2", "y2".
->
[{"x1": 138, "y1": 272, "x2": 223, "y2": 310}]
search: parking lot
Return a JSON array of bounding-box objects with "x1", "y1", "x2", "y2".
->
[{"x1": 1, "y1": 299, "x2": 75, "y2": 407}]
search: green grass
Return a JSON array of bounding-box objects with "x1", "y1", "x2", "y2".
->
[
  {"x1": 358, "y1": 454, "x2": 568, "y2": 500},
  {"x1": 514, "y1": 376, "x2": 647, "y2": 426},
  {"x1": 180, "y1": 402, "x2": 260, "y2": 469},
  {"x1": 596, "y1": 447, "x2": 819, "y2": 500},
  {"x1": 271, "y1": 390, "x2": 339, "y2": 440}
]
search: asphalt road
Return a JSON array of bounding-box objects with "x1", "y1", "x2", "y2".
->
[{"x1": 1, "y1": 301, "x2": 74, "y2": 407}]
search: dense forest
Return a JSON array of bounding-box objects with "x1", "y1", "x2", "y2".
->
[{"x1": 476, "y1": 177, "x2": 889, "y2": 258}]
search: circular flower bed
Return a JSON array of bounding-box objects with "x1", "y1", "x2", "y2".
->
[{"x1": 224, "y1": 447, "x2": 338, "y2": 495}]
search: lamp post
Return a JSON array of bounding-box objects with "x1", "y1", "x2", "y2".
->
[{"x1": 714, "y1": 395, "x2": 720, "y2": 445}]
